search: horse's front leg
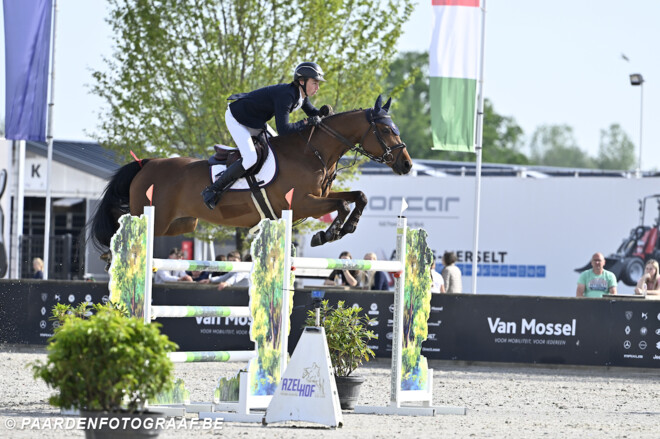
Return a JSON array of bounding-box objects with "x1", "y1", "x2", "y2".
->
[
  {"x1": 296, "y1": 194, "x2": 351, "y2": 247},
  {"x1": 326, "y1": 190, "x2": 367, "y2": 237}
]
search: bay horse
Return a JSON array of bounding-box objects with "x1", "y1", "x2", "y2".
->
[{"x1": 91, "y1": 95, "x2": 412, "y2": 252}]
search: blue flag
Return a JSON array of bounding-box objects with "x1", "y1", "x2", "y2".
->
[{"x1": 4, "y1": 0, "x2": 53, "y2": 141}]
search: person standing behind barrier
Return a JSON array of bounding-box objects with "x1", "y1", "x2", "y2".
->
[
  {"x1": 441, "y1": 252, "x2": 462, "y2": 294},
  {"x1": 634, "y1": 259, "x2": 660, "y2": 296},
  {"x1": 154, "y1": 248, "x2": 194, "y2": 284},
  {"x1": 32, "y1": 257, "x2": 44, "y2": 279},
  {"x1": 324, "y1": 251, "x2": 359, "y2": 287},
  {"x1": 430, "y1": 254, "x2": 445, "y2": 294},
  {"x1": 199, "y1": 251, "x2": 250, "y2": 290},
  {"x1": 357, "y1": 252, "x2": 389, "y2": 291},
  {"x1": 210, "y1": 254, "x2": 227, "y2": 277},
  {"x1": 576, "y1": 252, "x2": 617, "y2": 297}
]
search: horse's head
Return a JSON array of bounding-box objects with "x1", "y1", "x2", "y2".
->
[{"x1": 357, "y1": 95, "x2": 412, "y2": 175}]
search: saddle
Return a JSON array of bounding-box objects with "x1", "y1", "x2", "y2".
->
[
  {"x1": 207, "y1": 132, "x2": 278, "y2": 222},
  {"x1": 208, "y1": 131, "x2": 270, "y2": 175}
]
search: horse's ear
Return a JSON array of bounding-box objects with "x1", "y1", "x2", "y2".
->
[
  {"x1": 383, "y1": 97, "x2": 392, "y2": 112},
  {"x1": 374, "y1": 95, "x2": 383, "y2": 111}
]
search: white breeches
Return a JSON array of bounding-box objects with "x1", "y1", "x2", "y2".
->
[{"x1": 225, "y1": 106, "x2": 258, "y2": 170}]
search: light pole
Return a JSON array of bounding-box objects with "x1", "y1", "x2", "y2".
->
[{"x1": 630, "y1": 73, "x2": 644, "y2": 178}]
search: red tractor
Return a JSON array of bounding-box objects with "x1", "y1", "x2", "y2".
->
[{"x1": 576, "y1": 194, "x2": 660, "y2": 286}]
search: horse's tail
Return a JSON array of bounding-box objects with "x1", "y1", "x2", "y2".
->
[{"x1": 90, "y1": 159, "x2": 150, "y2": 249}]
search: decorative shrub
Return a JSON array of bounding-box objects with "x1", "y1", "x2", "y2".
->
[
  {"x1": 305, "y1": 300, "x2": 377, "y2": 377},
  {"x1": 32, "y1": 302, "x2": 177, "y2": 413}
]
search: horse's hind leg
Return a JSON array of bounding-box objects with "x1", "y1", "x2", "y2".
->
[{"x1": 163, "y1": 217, "x2": 198, "y2": 236}]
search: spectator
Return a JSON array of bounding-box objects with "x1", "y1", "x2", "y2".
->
[
  {"x1": 358, "y1": 252, "x2": 389, "y2": 291},
  {"x1": 635, "y1": 259, "x2": 660, "y2": 296},
  {"x1": 154, "y1": 248, "x2": 193, "y2": 284},
  {"x1": 200, "y1": 251, "x2": 249, "y2": 290},
  {"x1": 324, "y1": 251, "x2": 359, "y2": 287},
  {"x1": 441, "y1": 251, "x2": 462, "y2": 294},
  {"x1": 32, "y1": 257, "x2": 44, "y2": 279},
  {"x1": 210, "y1": 254, "x2": 227, "y2": 277},
  {"x1": 576, "y1": 252, "x2": 617, "y2": 297},
  {"x1": 430, "y1": 254, "x2": 445, "y2": 294},
  {"x1": 189, "y1": 270, "x2": 210, "y2": 282}
]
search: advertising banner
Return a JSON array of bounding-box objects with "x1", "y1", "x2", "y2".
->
[
  {"x1": 299, "y1": 176, "x2": 660, "y2": 296},
  {"x1": 4, "y1": 282, "x2": 660, "y2": 369}
]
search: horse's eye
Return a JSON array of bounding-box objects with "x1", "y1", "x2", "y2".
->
[{"x1": 382, "y1": 127, "x2": 391, "y2": 134}]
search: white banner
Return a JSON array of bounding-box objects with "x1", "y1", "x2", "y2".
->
[{"x1": 299, "y1": 175, "x2": 658, "y2": 297}]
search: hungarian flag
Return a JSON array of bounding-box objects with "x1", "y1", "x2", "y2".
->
[
  {"x1": 4, "y1": 0, "x2": 53, "y2": 141},
  {"x1": 430, "y1": 0, "x2": 481, "y2": 152}
]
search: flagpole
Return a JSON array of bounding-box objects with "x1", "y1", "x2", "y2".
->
[
  {"x1": 470, "y1": 0, "x2": 487, "y2": 294},
  {"x1": 43, "y1": 0, "x2": 58, "y2": 280}
]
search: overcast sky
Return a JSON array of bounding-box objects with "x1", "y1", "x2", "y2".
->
[{"x1": 2, "y1": 0, "x2": 659, "y2": 170}]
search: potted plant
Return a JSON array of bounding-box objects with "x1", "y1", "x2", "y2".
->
[
  {"x1": 32, "y1": 302, "x2": 178, "y2": 438},
  {"x1": 304, "y1": 300, "x2": 377, "y2": 410}
]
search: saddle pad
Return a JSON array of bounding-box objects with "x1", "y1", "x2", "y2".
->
[{"x1": 209, "y1": 145, "x2": 277, "y2": 190}]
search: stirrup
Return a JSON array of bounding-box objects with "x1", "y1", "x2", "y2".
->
[{"x1": 202, "y1": 185, "x2": 227, "y2": 210}]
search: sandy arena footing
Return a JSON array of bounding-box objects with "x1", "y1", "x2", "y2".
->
[{"x1": 1, "y1": 346, "x2": 659, "y2": 438}]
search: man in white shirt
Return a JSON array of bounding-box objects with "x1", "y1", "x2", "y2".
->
[
  {"x1": 199, "y1": 251, "x2": 249, "y2": 290},
  {"x1": 154, "y1": 248, "x2": 193, "y2": 284}
]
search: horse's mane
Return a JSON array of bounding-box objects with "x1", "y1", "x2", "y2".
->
[
  {"x1": 323, "y1": 108, "x2": 365, "y2": 120},
  {"x1": 273, "y1": 108, "x2": 366, "y2": 145}
]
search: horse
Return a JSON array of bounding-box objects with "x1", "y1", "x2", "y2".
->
[{"x1": 91, "y1": 95, "x2": 412, "y2": 253}]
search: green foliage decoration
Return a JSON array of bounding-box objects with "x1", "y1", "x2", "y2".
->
[
  {"x1": 151, "y1": 378, "x2": 190, "y2": 405},
  {"x1": 248, "y1": 219, "x2": 294, "y2": 395},
  {"x1": 214, "y1": 373, "x2": 241, "y2": 403},
  {"x1": 109, "y1": 213, "x2": 148, "y2": 318},
  {"x1": 32, "y1": 303, "x2": 178, "y2": 413},
  {"x1": 304, "y1": 300, "x2": 377, "y2": 377},
  {"x1": 400, "y1": 228, "x2": 432, "y2": 390}
]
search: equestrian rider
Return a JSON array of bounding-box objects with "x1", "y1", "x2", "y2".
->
[{"x1": 202, "y1": 62, "x2": 327, "y2": 210}]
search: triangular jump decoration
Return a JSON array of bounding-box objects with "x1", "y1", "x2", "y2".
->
[
  {"x1": 264, "y1": 326, "x2": 343, "y2": 428},
  {"x1": 146, "y1": 184, "x2": 154, "y2": 206},
  {"x1": 285, "y1": 188, "x2": 294, "y2": 210}
]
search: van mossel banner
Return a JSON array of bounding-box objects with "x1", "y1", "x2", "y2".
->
[
  {"x1": 299, "y1": 175, "x2": 659, "y2": 296},
  {"x1": 4, "y1": 0, "x2": 53, "y2": 141},
  {"x1": 430, "y1": 0, "x2": 480, "y2": 152}
]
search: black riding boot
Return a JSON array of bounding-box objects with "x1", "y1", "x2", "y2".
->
[{"x1": 201, "y1": 159, "x2": 246, "y2": 210}]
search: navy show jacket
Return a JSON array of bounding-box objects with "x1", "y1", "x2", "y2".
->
[{"x1": 228, "y1": 82, "x2": 320, "y2": 135}]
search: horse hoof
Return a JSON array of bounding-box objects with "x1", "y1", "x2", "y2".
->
[
  {"x1": 342, "y1": 222, "x2": 357, "y2": 235},
  {"x1": 311, "y1": 232, "x2": 326, "y2": 247}
]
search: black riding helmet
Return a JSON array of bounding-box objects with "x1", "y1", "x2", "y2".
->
[
  {"x1": 294, "y1": 62, "x2": 325, "y2": 98},
  {"x1": 293, "y1": 62, "x2": 326, "y2": 82}
]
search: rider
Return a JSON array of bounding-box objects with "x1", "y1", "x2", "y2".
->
[{"x1": 202, "y1": 61, "x2": 327, "y2": 210}]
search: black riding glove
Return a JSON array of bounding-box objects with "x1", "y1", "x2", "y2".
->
[
  {"x1": 318, "y1": 105, "x2": 334, "y2": 117},
  {"x1": 307, "y1": 115, "x2": 322, "y2": 126}
]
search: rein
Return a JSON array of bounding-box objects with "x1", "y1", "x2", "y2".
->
[{"x1": 299, "y1": 109, "x2": 407, "y2": 193}]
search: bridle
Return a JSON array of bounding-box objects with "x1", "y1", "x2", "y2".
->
[{"x1": 314, "y1": 109, "x2": 407, "y2": 165}]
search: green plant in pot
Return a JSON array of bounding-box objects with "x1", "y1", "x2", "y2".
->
[
  {"x1": 304, "y1": 300, "x2": 377, "y2": 410},
  {"x1": 32, "y1": 302, "x2": 178, "y2": 438}
]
